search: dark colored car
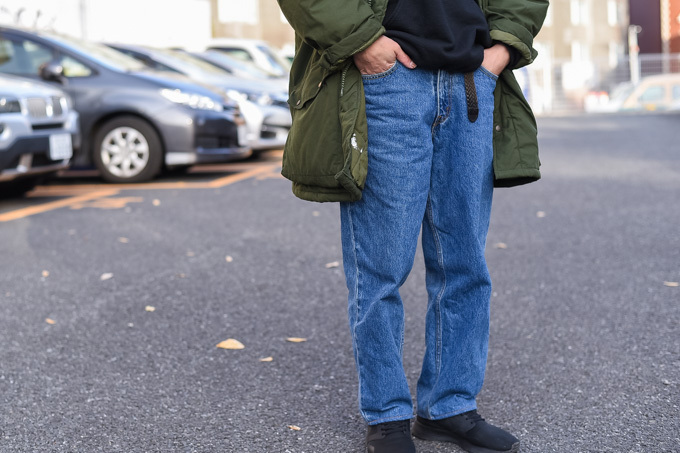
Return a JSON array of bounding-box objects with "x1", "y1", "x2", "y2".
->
[
  {"x1": 107, "y1": 44, "x2": 291, "y2": 152},
  {"x1": 0, "y1": 26, "x2": 249, "y2": 183}
]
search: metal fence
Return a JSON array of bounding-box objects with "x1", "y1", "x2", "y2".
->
[{"x1": 522, "y1": 53, "x2": 680, "y2": 115}]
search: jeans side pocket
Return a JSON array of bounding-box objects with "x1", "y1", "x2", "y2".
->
[
  {"x1": 478, "y1": 66, "x2": 499, "y2": 82},
  {"x1": 361, "y1": 62, "x2": 399, "y2": 82}
]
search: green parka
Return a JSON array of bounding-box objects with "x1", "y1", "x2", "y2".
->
[{"x1": 278, "y1": 0, "x2": 549, "y2": 202}]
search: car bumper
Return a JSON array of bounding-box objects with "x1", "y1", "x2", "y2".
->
[
  {"x1": 152, "y1": 107, "x2": 251, "y2": 167},
  {"x1": 251, "y1": 105, "x2": 291, "y2": 151},
  {"x1": 0, "y1": 135, "x2": 72, "y2": 182},
  {"x1": 0, "y1": 112, "x2": 79, "y2": 182}
]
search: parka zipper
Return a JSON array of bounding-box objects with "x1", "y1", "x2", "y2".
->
[{"x1": 340, "y1": 64, "x2": 349, "y2": 97}]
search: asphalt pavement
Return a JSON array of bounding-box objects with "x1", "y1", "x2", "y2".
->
[{"x1": 1, "y1": 113, "x2": 679, "y2": 452}]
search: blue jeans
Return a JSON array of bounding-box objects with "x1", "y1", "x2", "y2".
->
[{"x1": 340, "y1": 62, "x2": 497, "y2": 424}]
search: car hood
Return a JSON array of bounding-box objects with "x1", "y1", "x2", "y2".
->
[
  {"x1": 191, "y1": 72, "x2": 287, "y2": 98},
  {"x1": 130, "y1": 69, "x2": 228, "y2": 100},
  {"x1": 0, "y1": 74, "x2": 66, "y2": 98}
]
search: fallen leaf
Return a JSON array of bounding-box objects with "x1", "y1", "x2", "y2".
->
[
  {"x1": 152, "y1": 199, "x2": 161, "y2": 206},
  {"x1": 325, "y1": 261, "x2": 340, "y2": 269},
  {"x1": 216, "y1": 338, "x2": 245, "y2": 350},
  {"x1": 225, "y1": 255, "x2": 234, "y2": 263},
  {"x1": 100, "y1": 273, "x2": 114, "y2": 281},
  {"x1": 288, "y1": 425, "x2": 301, "y2": 431},
  {"x1": 663, "y1": 281, "x2": 679, "y2": 287},
  {"x1": 145, "y1": 305, "x2": 156, "y2": 312},
  {"x1": 536, "y1": 211, "x2": 546, "y2": 218},
  {"x1": 42, "y1": 270, "x2": 50, "y2": 277},
  {"x1": 260, "y1": 357, "x2": 274, "y2": 362},
  {"x1": 118, "y1": 237, "x2": 129, "y2": 243},
  {"x1": 45, "y1": 318, "x2": 56, "y2": 325},
  {"x1": 286, "y1": 337, "x2": 307, "y2": 343},
  {"x1": 494, "y1": 243, "x2": 508, "y2": 249}
]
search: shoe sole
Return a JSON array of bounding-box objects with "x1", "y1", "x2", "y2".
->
[{"x1": 412, "y1": 422, "x2": 520, "y2": 453}]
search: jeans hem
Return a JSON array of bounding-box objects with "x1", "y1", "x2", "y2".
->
[
  {"x1": 366, "y1": 413, "x2": 415, "y2": 426},
  {"x1": 417, "y1": 403, "x2": 478, "y2": 421}
]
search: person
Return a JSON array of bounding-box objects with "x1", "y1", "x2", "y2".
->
[{"x1": 277, "y1": 1, "x2": 548, "y2": 452}]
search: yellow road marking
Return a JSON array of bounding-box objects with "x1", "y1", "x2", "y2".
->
[
  {"x1": 30, "y1": 164, "x2": 280, "y2": 194},
  {"x1": 0, "y1": 190, "x2": 119, "y2": 222},
  {"x1": 70, "y1": 196, "x2": 144, "y2": 210},
  {"x1": 1, "y1": 164, "x2": 282, "y2": 223},
  {"x1": 207, "y1": 165, "x2": 277, "y2": 188}
]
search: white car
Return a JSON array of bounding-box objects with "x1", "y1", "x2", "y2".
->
[
  {"x1": 0, "y1": 74, "x2": 79, "y2": 196},
  {"x1": 206, "y1": 38, "x2": 291, "y2": 78}
]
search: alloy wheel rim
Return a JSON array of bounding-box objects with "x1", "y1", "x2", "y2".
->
[{"x1": 100, "y1": 127, "x2": 150, "y2": 178}]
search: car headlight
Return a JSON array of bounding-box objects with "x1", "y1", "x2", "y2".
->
[
  {"x1": 226, "y1": 89, "x2": 274, "y2": 107},
  {"x1": 0, "y1": 97, "x2": 22, "y2": 114},
  {"x1": 160, "y1": 89, "x2": 223, "y2": 112},
  {"x1": 248, "y1": 93, "x2": 273, "y2": 106}
]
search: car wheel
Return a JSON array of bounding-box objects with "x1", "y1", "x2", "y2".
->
[{"x1": 93, "y1": 116, "x2": 162, "y2": 183}]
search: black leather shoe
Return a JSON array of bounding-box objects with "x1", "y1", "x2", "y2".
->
[
  {"x1": 412, "y1": 410, "x2": 519, "y2": 453},
  {"x1": 366, "y1": 419, "x2": 416, "y2": 453}
]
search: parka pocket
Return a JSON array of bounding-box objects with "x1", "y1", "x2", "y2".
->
[
  {"x1": 282, "y1": 65, "x2": 345, "y2": 189},
  {"x1": 281, "y1": 61, "x2": 368, "y2": 201},
  {"x1": 288, "y1": 63, "x2": 327, "y2": 110}
]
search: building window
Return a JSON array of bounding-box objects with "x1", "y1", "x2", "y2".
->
[
  {"x1": 607, "y1": 0, "x2": 619, "y2": 26},
  {"x1": 570, "y1": 0, "x2": 591, "y2": 26},
  {"x1": 608, "y1": 41, "x2": 622, "y2": 68},
  {"x1": 218, "y1": 0, "x2": 259, "y2": 25},
  {"x1": 571, "y1": 41, "x2": 590, "y2": 62}
]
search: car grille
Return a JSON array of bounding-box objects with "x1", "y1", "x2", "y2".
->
[
  {"x1": 196, "y1": 135, "x2": 239, "y2": 149},
  {"x1": 51, "y1": 97, "x2": 64, "y2": 116},
  {"x1": 26, "y1": 98, "x2": 48, "y2": 118},
  {"x1": 25, "y1": 97, "x2": 66, "y2": 119}
]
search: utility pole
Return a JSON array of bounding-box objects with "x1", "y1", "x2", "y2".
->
[
  {"x1": 628, "y1": 25, "x2": 642, "y2": 85},
  {"x1": 660, "y1": 0, "x2": 670, "y2": 73}
]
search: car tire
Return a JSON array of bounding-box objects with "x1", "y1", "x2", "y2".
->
[{"x1": 93, "y1": 116, "x2": 163, "y2": 183}]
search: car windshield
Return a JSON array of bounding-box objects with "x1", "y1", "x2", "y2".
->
[
  {"x1": 609, "y1": 82, "x2": 635, "y2": 103},
  {"x1": 44, "y1": 33, "x2": 146, "y2": 72},
  {"x1": 152, "y1": 48, "x2": 229, "y2": 76},
  {"x1": 202, "y1": 51, "x2": 277, "y2": 78},
  {"x1": 256, "y1": 44, "x2": 291, "y2": 73}
]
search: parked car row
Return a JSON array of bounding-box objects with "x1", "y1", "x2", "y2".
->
[
  {"x1": 0, "y1": 26, "x2": 291, "y2": 195},
  {"x1": 585, "y1": 73, "x2": 680, "y2": 113}
]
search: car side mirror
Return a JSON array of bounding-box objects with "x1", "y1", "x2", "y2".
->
[{"x1": 39, "y1": 60, "x2": 66, "y2": 84}]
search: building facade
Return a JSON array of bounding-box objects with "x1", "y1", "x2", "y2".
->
[
  {"x1": 0, "y1": 0, "x2": 213, "y2": 50},
  {"x1": 210, "y1": 0, "x2": 294, "y2": 50},
  {"x1": 629, "y1": 0, "x2": 680, "y2": 54}
]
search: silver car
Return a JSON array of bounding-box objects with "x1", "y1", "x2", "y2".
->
[{"x1": 0, "y1": 74, "x2": 79, "y2": 196}]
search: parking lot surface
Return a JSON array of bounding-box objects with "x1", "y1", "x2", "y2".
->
[{"x1": 1, "y1": 115, "x2": 679, "y2": 452}]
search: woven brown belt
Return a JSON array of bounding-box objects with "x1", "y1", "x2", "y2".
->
[{"x1": 463, "y1": 72, "x2": 479, "y2": 123}]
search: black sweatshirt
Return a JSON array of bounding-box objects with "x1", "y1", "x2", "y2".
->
[{"x1": 383, "y1": 0, "x2": 500, "y2": 73}]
